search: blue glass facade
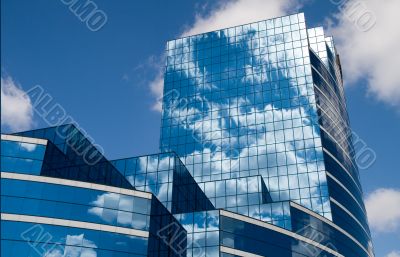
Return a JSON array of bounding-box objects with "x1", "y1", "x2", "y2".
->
[
  {"x1": 1, "y1": 12, "x2": 374, "y2": 257},
  {"x1": 1, "y1": 134, "x2": 185, "y2": 257},
  {"x1": 111, "y1": 152, "x2": 215, "y2": 214},
  {"x1": 160, "y1": 13, "x2": 330, "y2": 221},
  {"x1": 159, "y1": 12, "x2": 374, "y2": 257}
]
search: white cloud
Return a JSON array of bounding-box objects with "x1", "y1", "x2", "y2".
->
[
  {"x1": 149, "y1": 68, "x2": 164, "y2": 112},
  {"x1": 365, "y1": 188, "x2": 400, "y2": 233},
  {"x1": 387, "y1": 251, "x2": 400, "y2": 257},
  {"x1": 181, "y1": 0, "x2": 301, "y2": 37},
  {"x1": 1, "y1": 75, "x2": 34, "y2": 131},
  {"x1": 149, "y1": 0, "x2": 301, "y2": 112},
  {"x1": 328, "y1": 0, "x2": 400, "y2": 107}
]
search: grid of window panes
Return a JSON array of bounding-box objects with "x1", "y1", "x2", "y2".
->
[
  {"x1": 112, "y1": 153, "x2": 175, "y2": 212},
  {"x1": 111, "y1": 153, "x2": 214, "y2": 214},
  {"x1": 325, "y1": 36, "x2": 335, "y2": 55},
  {"x1": 2, "y1": 221, "x2": 149, "y2": 257},
  {"x1": 196, "y1": 176, "x2": 291, "y2": 229},
  {"x1": 1, "y1": 136, "x2": 132, "y2": 189},
  {"x1": 309, "y1": 33, "x2": 357, "y2": 178},
  {"x1": 14, "y1": 124, "x2": 107, "y2": 166},
  {"x1": 1, "y1": 177, "x2": 152, "y2": 257},
  {"x1": 291, "y1": 205, "x2": 372, "y2": 257},
  {"x1": 1, "y1": 139, "x2": 46, "y2": 175},
  {"x1": 1, "y1": 177, "x2": 152, "y2": 231},
  {"x1": 148, "y1": 196, "x2": 188, "y2": 257},
  {"x1": 308, "y1": 27, "x2": 373, "y2": 248},
  {"x1": 308, "y1": 27, "x2": 351, "y2": 155},
  {"x1": 308, "y1": 27, "x2": 362, "y2": 191},
  {"x1": 174, "y1": 210, "x2": 220, "y2": 257},
  {"x1": 197, "y1": 176, "x2": 271, "y2": 209},
  {"x1": 160, "y1": 13, "x2": 331, "y2": 218},
  {"x1": 1, "y1": 174, "x2": 187, "y2": 257},
  {"x1": 172, "y1": 156, "x2": 216, "y2": 213},
  {"x1": 219, "y1": 213, "x2": 341, "y2": 257},
  {"x1": 308, "y1": 27, "x2": 329, "y2": 64},
  {"x1": 174, "y1": 210, "x2": 333, "y2": 257}
]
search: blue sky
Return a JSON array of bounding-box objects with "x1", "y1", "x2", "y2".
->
[{"x1": 1, "y1": 1, "x2": 400, "y2": 256}]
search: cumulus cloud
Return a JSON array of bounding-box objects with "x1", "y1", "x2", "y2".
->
[
  {"x1": 365, "y1": 188, "x2": 400, "y2": 233},
  {"x1": 149, "y1": 68, "x2": 165, "y2": 112},
  {"x1": 328, "y1": 0, "x2": 400, "y2": 107},
  {"x1": 1, "y1": 75, "x2": 34, "y2": 131},
  {"x1": 181, "y1": 0, "x2": 301, "y2": 37},
  {"x1": 148, "y1": 0, "x2": 301, "y2": 112},
  {"x1": 387, "y1": 251, "x2": 400, "y2": 257}
]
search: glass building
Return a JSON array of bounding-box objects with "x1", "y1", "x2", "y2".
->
[
  {"x1": 160, "y1": 12, "x2": 373, "y2": 257},
  {"x1": 1, "y1": 13, "x2": 374, "y2": 257},
  {"x1": 1, "y1": 133, "x2": 186, "y2": 257}
]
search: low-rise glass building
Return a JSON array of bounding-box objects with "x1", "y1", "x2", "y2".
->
[{"x1": 1, "y1": 134, "x2": 185, "y2": 257}]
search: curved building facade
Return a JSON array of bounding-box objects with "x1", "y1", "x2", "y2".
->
[
  {"x1": 159, "y1": 12, "x2": 374, "y2": 257},
  {"x1": 2, "y1": 12, "x2": 373, "y2": 257},
  {"x1": 1, "y1": 134, "x2": 185, "y2": 257}
]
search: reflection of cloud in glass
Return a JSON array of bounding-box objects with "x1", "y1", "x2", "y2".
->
[
  {"x1": 175, "y1": 210, "x2": 220, "y2": 250},
  {"x1": 88, "y1": 192, "x2": 120, "y2": 224},
  {"x1": 87, "y1": 192, "x2": 149, "y2": 230},
  {"x1": 20, "y1": 142, "x2": 37, "y2": 152},
  {"x1": 88, "y1": 192, "x2": 127, "y2": 224},
  {"x1": 139, "y1": 155, "x2": 173, "y2": 205},
  {"x1": 89, "y1": 192, "x2": 124, "y2": 209},
  {"x1": 45, "y1": 234, "x2": 97, "y2": 257},
  {"x1": 162, "y1": 19, "x2": 331, "y2": 217}
]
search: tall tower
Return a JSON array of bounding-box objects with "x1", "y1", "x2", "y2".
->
[{"x1": 160, "y1": 12, "x2": 374, "y2": 257}]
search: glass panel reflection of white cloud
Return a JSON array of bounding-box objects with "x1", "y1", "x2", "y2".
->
[{"x1": 161, "y1": 13, "x2": 331, "y2": 219}]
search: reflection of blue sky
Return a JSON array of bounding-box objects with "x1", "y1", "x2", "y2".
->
[
  {"x1": 1, "y1": 140, "x2": 45, "y2": 160},
  {"x1": 1, "y1": 140, "x2": 45, "y2": 174},
  {"x1": 161, "y1": 14, "x2": 330, "y2": 218}
]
